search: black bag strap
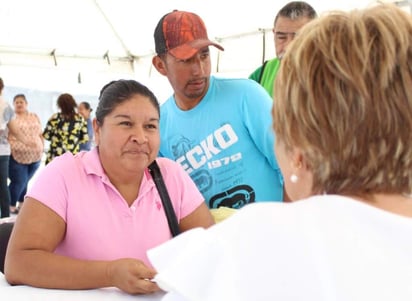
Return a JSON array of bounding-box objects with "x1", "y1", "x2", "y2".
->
[
  {"x1": 258, "y1": 60, "x2": 269, "y2": 84},
  {"x1": 148, "y1": 160, "x2": 180, "y2": 237}
]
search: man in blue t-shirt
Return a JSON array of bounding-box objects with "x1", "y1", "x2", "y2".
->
[{"x1": 152, "y1": 10, "x2": 286, "y2": 208}]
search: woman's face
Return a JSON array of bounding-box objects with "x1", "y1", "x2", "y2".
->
[
  {"x1": 13, "y1": 97, "x2": 28, "y2": 114},
  {"x1": 94, "y1": 94, "x2": 160, "y2": 177},
  {"x1": 78, "y1": 103, "x2": 90, "y2": 119}
]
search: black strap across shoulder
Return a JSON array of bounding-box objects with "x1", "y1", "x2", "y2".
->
[
  {"x1": 258, "y1": 60, "x2": 269, "y2": 84},
  {"x1": 148, "y1": 160, "x2": 180, "y2": 237}
]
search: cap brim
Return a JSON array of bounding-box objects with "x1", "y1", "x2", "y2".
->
[{"x1": 169, "y1": 39, "x2": 224, "y2": 60}]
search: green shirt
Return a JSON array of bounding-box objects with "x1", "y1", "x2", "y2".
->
[{"x1": 249, "y1": 58, "x2": 281, "y2": 98}]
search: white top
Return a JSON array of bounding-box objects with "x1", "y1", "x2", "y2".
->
[
  {"x1": 0, "y1": 96, "x2": 14, "y2": 156},
  {"x1": 148, "y1": 194, "x2": 412, "y2": 301}
]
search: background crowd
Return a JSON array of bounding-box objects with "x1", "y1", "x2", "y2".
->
[{"x1": 0, "y1": 79, "x2": 94, "y2": 218}]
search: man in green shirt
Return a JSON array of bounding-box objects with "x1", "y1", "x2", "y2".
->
[{"x1": 249, "y1": 1, "x2": 317, "y2": 97}]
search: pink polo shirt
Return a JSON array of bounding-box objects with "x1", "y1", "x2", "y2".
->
[{"x1": 27, "y1": 148, "x2": 204, "y2": 266}]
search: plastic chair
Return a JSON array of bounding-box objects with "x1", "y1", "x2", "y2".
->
[{"x1": 0, "y1": 222, "x2": 14, "y2": 274}]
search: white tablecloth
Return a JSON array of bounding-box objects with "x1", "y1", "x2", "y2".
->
[{"x1": 0, "y1": 273, "x2": 166, "y2": 301}]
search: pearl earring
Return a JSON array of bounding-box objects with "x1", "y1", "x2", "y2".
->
[{"x1": 290, "y1": 174, "x2": 298, "y2": 183}]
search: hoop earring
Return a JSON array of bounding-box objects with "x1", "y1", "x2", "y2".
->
[{"x1": 290, "y1": 174, "x2": 298, "y2": 183}]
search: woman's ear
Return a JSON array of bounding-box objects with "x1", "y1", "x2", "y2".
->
[
  {"x1": 291, "y1": 148, "x2": 303, "y2": 168},
  {"x1": 290, "y1": 148, "x2": 307, "y2": 173},
  {"x1": 92, "y1": 118, "x2": 100, "y2": 146},
  {"x1": 288, "y1": 147, "x2": 313, "y2": 199},
  {"x1": 152, "y1": 55, "x2": 168, "y2": 76}
]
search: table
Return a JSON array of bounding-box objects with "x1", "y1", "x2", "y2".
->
[{"x1": 0, "y1": 273, "x2": 166, "y2": 301}]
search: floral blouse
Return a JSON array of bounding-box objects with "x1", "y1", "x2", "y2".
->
[{"x1": 43, "y1": 113, "x2": 89, "y2": 164}]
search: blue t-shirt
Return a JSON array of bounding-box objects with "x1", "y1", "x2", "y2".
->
[{"x1": 159, "y1": 76, "x2": 283, "y2": 209}]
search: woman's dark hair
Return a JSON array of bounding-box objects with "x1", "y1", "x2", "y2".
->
[
  {"x1": 57, "y1": 93, "x2": 77, "y2": 120},
  {"x1": 96, "y1": 79, "x2": 159, "y2": 125},
  {"x1": 0, "y1": 78, "x2": 4, "y2": 93},
  {"x1": 13, "y1": 94, "x2": 27, "y2": 102},
  {"x1": 79, "y1": 101, "x2": 92, "y2": 112}
]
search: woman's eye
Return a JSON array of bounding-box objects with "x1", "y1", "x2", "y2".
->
[{"x1": 146, "y1": 124, "x2": 158, "y2": 129}]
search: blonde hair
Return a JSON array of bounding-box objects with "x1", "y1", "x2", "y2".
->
[{"x1": 273, "y1": 4, "x2": 412, "y2": 197}]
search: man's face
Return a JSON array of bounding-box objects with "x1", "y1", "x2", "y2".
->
[
  {"x1": 273, "y1": 16, "x2": 313, "y2": 58},
  {"x1": 154, "y1": 47, "x2": 212, "y2": 110}
]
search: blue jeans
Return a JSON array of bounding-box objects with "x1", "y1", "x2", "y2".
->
[
  {"x1": 0, "y1": 155, "x2": 10, "y2": 218},
  {"x1": 8, "y1": 155, "x2": 41, "y2": 207}
]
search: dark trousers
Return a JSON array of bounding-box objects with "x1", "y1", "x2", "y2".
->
[
  {"x1": 8, "y1": 155, "x2": 41, "y2": 207},
  {"x1": 0, "y1": 155, "x2": 10, "y2": 218}
]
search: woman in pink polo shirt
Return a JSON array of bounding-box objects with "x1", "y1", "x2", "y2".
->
[{"x1": 4, "y1": 80, "x2": 214, "y2": 294}]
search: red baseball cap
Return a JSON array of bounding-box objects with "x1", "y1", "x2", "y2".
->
[{"x1": 154, "y1": 10, "x2": 224, "y2": 60}]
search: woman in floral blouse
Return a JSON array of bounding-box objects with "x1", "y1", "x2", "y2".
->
[
  {"x1": 8, "y1": 94, "x2": 44, "y2": 214},
  {"x1": 43, "y1": 93, "x2": 88, "y2": 165}
]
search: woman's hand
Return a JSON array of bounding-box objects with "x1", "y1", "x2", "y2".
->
[{"x1": 106, "y1": 258, "x2": 160, "y2": 294}]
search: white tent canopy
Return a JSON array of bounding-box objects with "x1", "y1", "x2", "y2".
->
[{"x1": 0, "y1": 0, "x2": 411, "y2": 99}]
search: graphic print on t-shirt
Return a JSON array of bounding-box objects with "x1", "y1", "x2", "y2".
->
[{"x1": 169, "y1": 123, "x2": 255, "y2": 208}]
